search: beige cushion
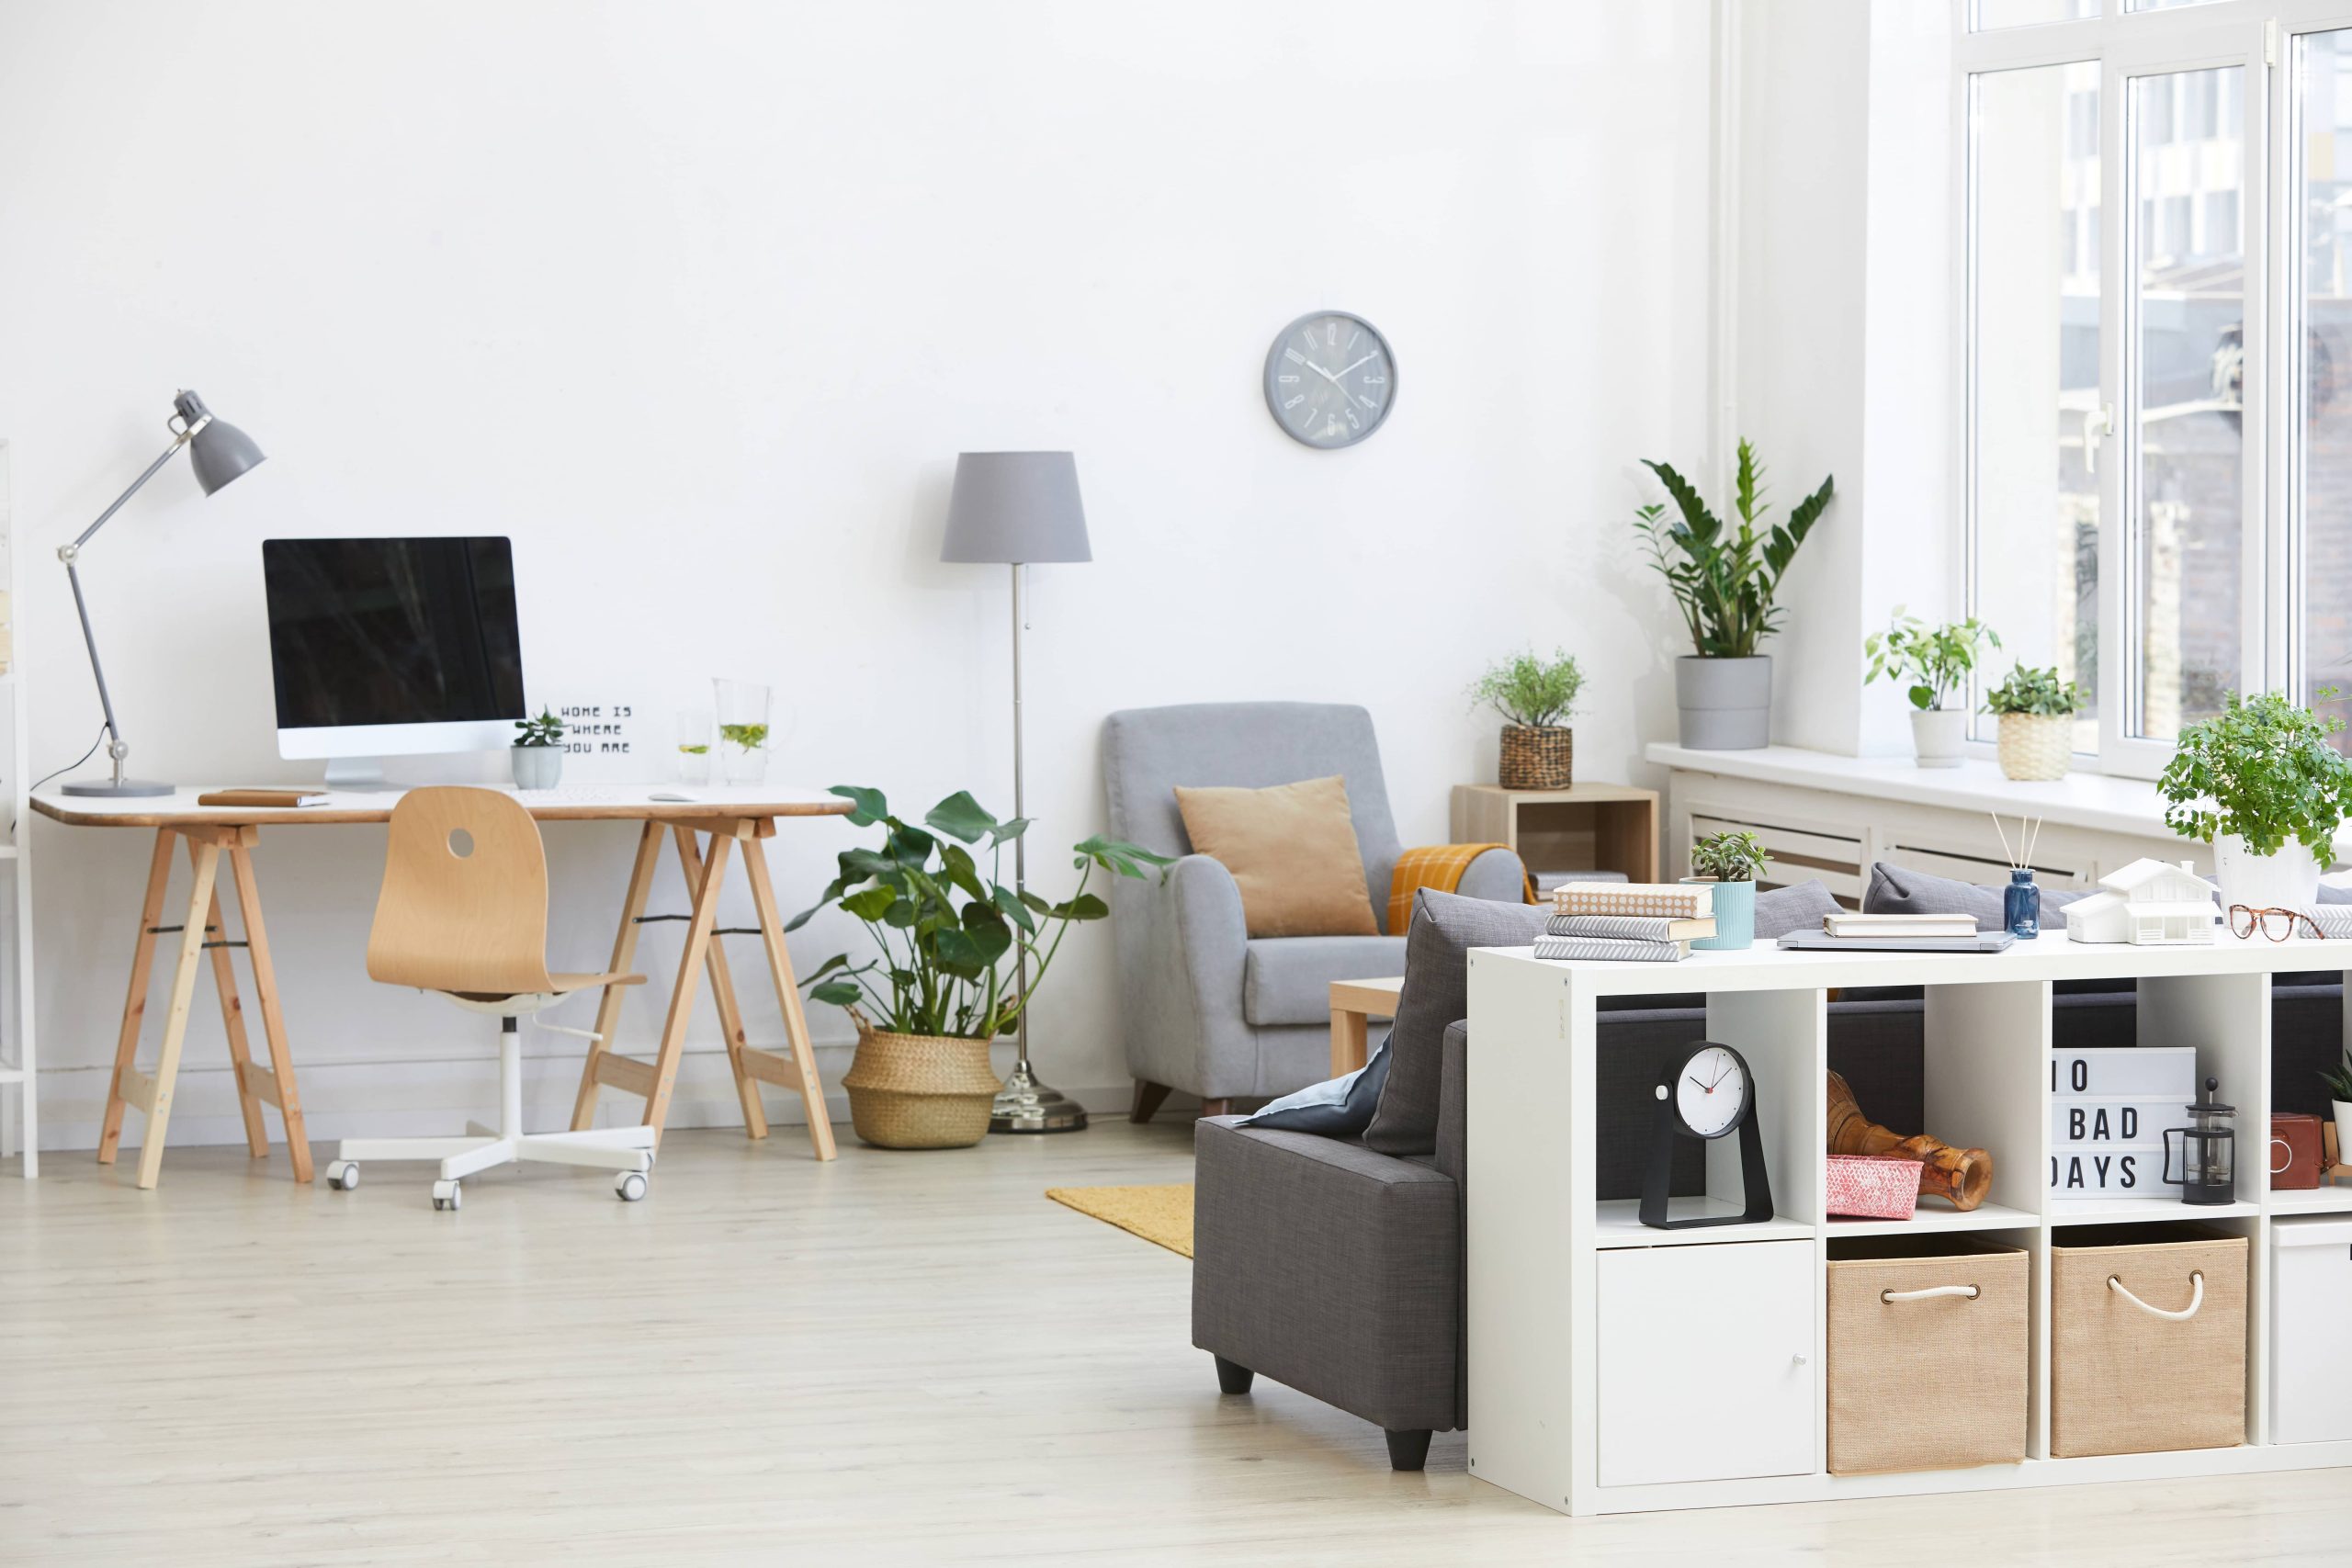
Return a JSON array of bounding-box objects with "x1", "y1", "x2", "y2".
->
[{"x1": 1174, "y1": 775, "x2": 1380, "y2": 938}]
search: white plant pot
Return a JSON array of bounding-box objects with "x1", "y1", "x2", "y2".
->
[
  {"x1": 2211, "y1": 832, "x2": 2324, "y2": 914},
  {"x1": 2336, "y1": 1100, "x2": 2352, "y2": 1167},
  {"x1": 1909, "y1": 707, "x2": 1967, "y2": 769}
]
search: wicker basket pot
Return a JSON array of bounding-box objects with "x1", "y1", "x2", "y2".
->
[
  {"x1": 841, "y1": 1021, "x2": 1002, "y2": 1149},
  {"x1": 1996, "y1": 712, "x2": 2072, "y2": 781},
  {"x1": 1498, "y1": 724, "x2": 1573, "y2": 790}
]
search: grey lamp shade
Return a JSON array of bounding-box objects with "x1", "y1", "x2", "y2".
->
[
  {"x1": 174, "y1": 389, "x2": 265, "y2": 494},
  {"x1": 940, "y1": 451, "x2": 1090, "y2": 564}
]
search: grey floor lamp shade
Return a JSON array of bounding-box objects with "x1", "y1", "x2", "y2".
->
[{"x1": 941, "y1": 451, "x2": 1091, "y2": 1133}]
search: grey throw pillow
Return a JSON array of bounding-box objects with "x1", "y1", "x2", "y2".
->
[
  {"x1": 1752, "y1": 879, "x2": 1842, "y2": 938},
  {"x1": 1242, "y1": 1031, "x2": 1392, "y2": 1134},
  {"x1": 1864, "y1": 862, "x2": 2098, "y2": 931},
  {"x1": 1364, "y1": 888, "x2": 1550, "y2": 1156}
]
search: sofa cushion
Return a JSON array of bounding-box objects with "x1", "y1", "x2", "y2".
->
[
  {"x1": 1243, "y1": 1032, "x2": 1393, "y2": 1134},
  {"x1": 1176, "y1": 774, "x2": 1382, "y2": 937},
  {"x1": 1753, "y1": 878, "x2": 1844, "y2": 938},
  {"x1": 1242, "y1": 934, "x2": 1408, "y2": 1026},
  {"x1": 1365, "y1": 888, "x2": 1550, "y2": 1156},
  {"x1": 1864, "y1": 862, "x2": 2098, "y2": 931}
]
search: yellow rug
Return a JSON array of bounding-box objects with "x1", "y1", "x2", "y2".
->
[{"x1": 1046, "y1": 1183, "x2": 1193, "y2": 1258}]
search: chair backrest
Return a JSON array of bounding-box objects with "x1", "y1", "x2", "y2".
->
[
  {"x1": 1101, "y1": 702, "x2": 1406, "y2": 931},
  {"x1": 367, "y1": 786, "x2": 557, "y2": 996}
]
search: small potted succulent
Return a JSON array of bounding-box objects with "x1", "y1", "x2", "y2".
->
[
  {"x1": 1470, "y1": 648, "x2": 1584, "y2": 790},
  {"x1": 1681, "y1": 828, "x2": 1770, "y2": 951},
  {"x1": 512, "y1": 705, "x2": 565, "y2": 790},
  {"x1": 1864, "y1": 609, "x2": 2001, "y2": 769},
  {"x1": 2324, "y1": 1053, "x2": 2352, "y2": 1177},
  {"x1": 1986, "y1": 664, "x2": 2086, "y2": 782},
  {"x1": 2159, "y1": 689, "x2": 2352, "y2": 912}
]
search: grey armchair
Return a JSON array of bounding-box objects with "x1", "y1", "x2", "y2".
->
[{"x1": 1101, "y1": 702, "x2": 1524, "y2": 1118}]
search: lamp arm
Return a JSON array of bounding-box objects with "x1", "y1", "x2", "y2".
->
[
  {"x1": 58, "y1": 431, "x2": 192, "y2": 783},
  {"x1": 71, "y1": 429, "x2": 191, "y2": 553}
]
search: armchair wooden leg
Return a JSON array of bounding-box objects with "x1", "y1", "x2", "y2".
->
[
  {"x1": 1199, "y1": 1098, "x2": 1232, "y2": 1119},
  {"x1": 1129, "y1": 1080, "x2": 1171, "y2": 1124}
]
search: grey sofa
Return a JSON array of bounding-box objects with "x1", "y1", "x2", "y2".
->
[{"x1": 1102, "y1": 702, "x2": 1524, "y2": 1118}]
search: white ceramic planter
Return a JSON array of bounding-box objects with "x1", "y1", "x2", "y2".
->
[
  {"x1": 1909, "y1": 707, "x2": 1966, "y2": 769},
  {"x1": 512, "y1": 745, "x2": 562, "y2": 790},
  {"x1": 1675, "y1": 656, "x2": 1771, "y2": 750},
  {"x1": 2211, "y1": 832, "x2": 2324, "y2": 913},
  {"x1": 2336, "y1": 1100, "x2": 2352, "y2": 1167}
]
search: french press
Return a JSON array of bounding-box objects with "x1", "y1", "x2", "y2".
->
[{"x1": 2161, "y1": 1077, "x2": 2237, "y2": 1206}]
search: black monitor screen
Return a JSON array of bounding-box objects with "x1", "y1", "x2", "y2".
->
[{"x1": 262, "y1": 536, "x2": 525, "y2": 730}]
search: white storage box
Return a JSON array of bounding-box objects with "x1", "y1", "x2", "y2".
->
[{"x1": 2270, "y1": 1215, "x2": 2352, "y2": 1444}]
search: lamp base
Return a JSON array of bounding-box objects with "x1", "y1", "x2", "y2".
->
[
  {"x1": 988, "y1": 1061, "x2": 1089, "y2": 1134},
  {"x1": 61, "y1": 776, "x2": 174, "y2": 797}
]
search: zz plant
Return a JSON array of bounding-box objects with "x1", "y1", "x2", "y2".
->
[
  {"x1": 789, "y1": 785, "x2": 1170, "y2": 1039},
  {"x1": 1689, "y1": 828, "x2": 1770, "y2": 884},
  {"x1": 1864, "y1": 610, "x2": 2001, "y2": 712},
  {"x1": 1635, "y1": 439, "x2": 1834, "y2": 659},
  {"x1": 2158, "y1": 690, "x2": 2352, "y2": 860}
]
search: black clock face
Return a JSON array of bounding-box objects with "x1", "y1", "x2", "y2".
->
[
  {"x1": 1263, "y1": 311, "x2": 1395, "y2": 449},
  {"x1": 1672, "y1": 1044, "x2": 1748, "y2": 1138}
]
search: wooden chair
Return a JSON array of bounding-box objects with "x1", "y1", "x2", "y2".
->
[{"x1": 322, "y1": 787, "x2": 657, "y2": 1209}]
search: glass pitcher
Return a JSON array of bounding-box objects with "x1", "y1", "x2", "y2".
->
[{"x1": 2161, "y1": 1077, "x2": 2237, "y2": 1206}]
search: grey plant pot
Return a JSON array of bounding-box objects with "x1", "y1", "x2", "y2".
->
[
  {"x1": 1675, "y1": 655, "x2": 1772, "y2": 750},
  {"x1": 512, "y1": 745, "x2": 563, "y2": 790}
]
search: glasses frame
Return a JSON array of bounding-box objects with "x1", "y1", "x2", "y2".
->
[{"x1": 2228, "y1": 904, "x2": 2321, "y2": 942}]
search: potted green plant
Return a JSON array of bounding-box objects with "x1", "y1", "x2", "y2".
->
[
  {"x1": 1863, "y1": 610, "x2": 2000, "y2": 769},
  {"x1": 1985, "y1": 664, "x2": 2086, "y2": 782},
  {"x1": 512, "y1": 706, "x2": 565, "y2": 790},
  {"x1": 2158, "y1": 690, "x2": 2352, "y2": 912},
  {"x1": 1470, "y1": 648, "x2": 1584, "y2": 790},
  {"x1": 2324, "y1": 1052, "x2": 2352, "y2": 1179},
  {"x1": 1680, "y1": 828, "x2": 1770, "y2": 951},
  {"x1": 790, "y1": 785, "x2": 1170, "y2": 1148},
  {"x1": 1636, "y1": 438, "x2": 1834, "y2": 750}
]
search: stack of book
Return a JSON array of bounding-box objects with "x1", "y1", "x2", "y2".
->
[{"x1": 1535, "y1": 883, "x2": 1715, "y2": 963}]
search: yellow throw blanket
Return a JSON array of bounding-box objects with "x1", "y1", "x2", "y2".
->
[{"x1": 1385, "y1": 843, "x2": 1534, "y2": 934}]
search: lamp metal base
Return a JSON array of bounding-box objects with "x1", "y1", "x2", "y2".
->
[
  {"x1": 988, "y1": 1061, "x2": 1089, "y2": 1134},
  {"x1": 61, "y1": 777, "x2": 174, "y2": 797}
]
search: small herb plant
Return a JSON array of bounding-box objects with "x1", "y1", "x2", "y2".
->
[
  {"x1": 720, "y1": 722, "x2": 770, "y2": 751},
  {"x1": 1469, "y1": 649, "x2": 1584, "y2": 730},
  {"x1": 1690, "y1": 828, "x2": 1770, "y2": 883},
  {"x1": 2322, "y1": 1050, "x2": 2352, "y2": 1105},
  {"x1": 514, "y1": 707, "x2": 565, "y2": 748},
  {"x1": 1985, "y1": 664, "x2": 2087, "y2": 717},
  {"x1": 1864, "y1": 610, "x2": 2001, "y2": 712},
  {"x1": 2158, "y1": 689, "x2": 2352, "y2": 860},
  {"x1": 1634, "y1": 438, "x2": 1834, "y2": 660}
]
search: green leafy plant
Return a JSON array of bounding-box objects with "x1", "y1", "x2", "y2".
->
[
  {"x1": 514, "y1": 707, "x2": 565, "y2": 748},
  {"x1": 2322, "y1": 1050, "x2": 2352, "y2": 1105},
  {"x1": 1864, "y1": 610, "x2": 2001, "y2": 711},
  {"x1": 1689, "y1": 828, "x2": 1770, "y2": 884},
  {"x1": 1469, "y1": 648, "x2": 1584, "y2": 729},
  {"x1": 2159, "y1": 690, "x2": 2352, "y2": 860},
  {"x1": 720, "y1": 722, "x2": 770, "y2": 751},
  {"x1": 1635, "y1": 439, "x2": 1834, "y2": 660},
  {"x1": 1985, "y1": 664, "x2": 2087, "y2": 717},
  {"x1": 789, "y1": 785, "x2": 1171, "y2": 1039}
]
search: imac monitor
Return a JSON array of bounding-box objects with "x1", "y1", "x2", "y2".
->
[{"x1": 263, "y1": 536, "x2": 526, "y2": 787}]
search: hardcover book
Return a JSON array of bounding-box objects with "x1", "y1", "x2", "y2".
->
[{"x1": 1550, "y1": 882, "x2": 1712, "y2": 920}]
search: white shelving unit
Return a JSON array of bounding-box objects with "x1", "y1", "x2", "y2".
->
[
  {"x1": 0, "y1": 441, "x2": 33, "y2": 1178},
  {"x1": 1466, "y1": 934, "x2": 2352, "y2": 1517}
]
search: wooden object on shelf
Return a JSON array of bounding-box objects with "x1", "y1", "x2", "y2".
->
[
  {"x1": 1329, "y1": 975, "x2": 1403, "y2": 1076},
  {"x1": 1451, "y1": 782, "x2": 1658, "y2": 887},
  {"x1": 1826, "y1": 1069, "x2": 1992, "y2": 1212}
]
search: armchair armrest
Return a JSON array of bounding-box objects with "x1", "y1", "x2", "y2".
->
[{"x1": 1114, "y1": 852, "x2": 1256, "y2": 1096}]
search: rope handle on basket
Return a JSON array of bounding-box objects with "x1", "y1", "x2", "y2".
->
[
  {"x1": 1880, "y1": 1284, "x2": 1980, "y2": 1303},
  {"x1": 2108, "y1": 1270, "x2": 2204, "y2": 1321}
]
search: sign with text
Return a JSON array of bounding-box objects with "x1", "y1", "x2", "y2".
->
[{"x1": 544, "y1": 694, "x2": 656, "y2": 782}]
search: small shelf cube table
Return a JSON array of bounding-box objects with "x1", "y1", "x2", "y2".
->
[{"x1": 1450, "y1": 783, "x2": 1659, "y2": 886}]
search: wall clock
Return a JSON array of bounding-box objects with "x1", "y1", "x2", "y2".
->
[
  {"x1": 1639, "y1": 1041, "x2": 1774, "y2": 1230},
  {"x1": 1262, "y1": 310, "x2": 1396, "y2": 449}
]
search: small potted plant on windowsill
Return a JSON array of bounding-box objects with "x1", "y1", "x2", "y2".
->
[
  {"x1": 2159, "y1": 689, "x2": 2352, "y2": 912},
  {"x1": 1986, "y1": 664, "x2": 2086, "y2": 782},
  {"x1": 1470, "y1": 648, "x2": 1584, "y2": 790},
  {"x1": 1681, "y1": 828, "x2": 1770, "y2": 951},
  {"x1": 1864, "y1": 609, "x2": 2000, "y2": 769},
  {"x1": 512, "y1": 706, "x2": 565, "y2": 790}
]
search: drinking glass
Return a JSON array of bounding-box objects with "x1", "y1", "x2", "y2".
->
[
  {"x1": 675, "y1": 709, "x2": 712, "y2": 785},
  {"x1": 714, "y1": 679, "x2": 771, "y2": 784}
]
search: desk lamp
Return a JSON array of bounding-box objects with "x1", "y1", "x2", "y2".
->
[
  {"x1": 940, "y1": 451, "x2": 1091, "y2": 1134},
  {"x1": 59, "y1": 389, "x2": 264, "y2": 796}
]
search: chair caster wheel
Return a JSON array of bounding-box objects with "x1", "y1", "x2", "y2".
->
[
  {"x1": 325, "y1": 1160, "x2": 359, "y2": 1191},
  {"x1": 431, "y1": 1179, "x2": 462, "y2": 1211},
  {"x1": 615, "y1": 1171, "x2": 648, "y2": 1201}
]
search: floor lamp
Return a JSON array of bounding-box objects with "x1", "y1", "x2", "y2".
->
[{"x1": 940, "y1": 451, "x2": 1091, "y2": 1134}]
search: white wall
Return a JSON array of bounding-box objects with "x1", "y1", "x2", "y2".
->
[{"x1": 0, "y1": 0, "x2": 1718, "y2": 1147}]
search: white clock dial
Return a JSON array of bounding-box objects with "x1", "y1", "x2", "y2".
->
[
  {"x1": 1675, "y1": 1045, "x2": 1747, "y2": 1139},
  {"x1": 1264, "y1": 311, "x2": 1396, "y2": 449}
]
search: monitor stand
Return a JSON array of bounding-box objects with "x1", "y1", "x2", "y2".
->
[{"x1": 322, "y1": 757, "x2": 393, "y2": 791}]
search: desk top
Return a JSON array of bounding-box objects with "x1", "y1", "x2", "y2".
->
[{"x1": 31, "y1": 783, "x2": 854, "y2": 829}]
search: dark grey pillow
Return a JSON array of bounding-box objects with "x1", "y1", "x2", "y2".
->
[
  {"x1": 1753, "y1": 878, "x2": 1842, "y2": 938},
  {"x1": 1364, "y1": 888, "x2": 1550, "y2": 1155},
  {"x1": 1242, "y1": 1032, "x2": 1392, "y2": 1134},
  {"x1": 1863, "y1": 862, "x2": 2098, "y2": 931}
]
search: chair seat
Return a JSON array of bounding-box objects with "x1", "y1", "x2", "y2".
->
[
  {"x1": 445, "y1": 971, "x2": 645, "y2": 1010},
  {"x1": 1243, "y1": 936, "x2": 1407, "y2": 1027}
]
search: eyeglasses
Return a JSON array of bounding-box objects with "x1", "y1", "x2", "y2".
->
[{"x1": 2228, "y1": 905, "x2": 2321, "y2": 942}]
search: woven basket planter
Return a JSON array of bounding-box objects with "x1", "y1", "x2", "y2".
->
[
  {"x1": 1996, "y1": 712, "x2": 2072, "y2": 781},
  {"x1": 841, "y1": 1021, "x2": 1002, "y2": 1149},
  {"x1": 1498, "y1": 725, "x2": 1574, "y2": 790}
]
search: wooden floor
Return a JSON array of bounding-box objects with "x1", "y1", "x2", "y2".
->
[{"x1": 4, "y1": 1121, "x2": 2349, "y2": 1565}]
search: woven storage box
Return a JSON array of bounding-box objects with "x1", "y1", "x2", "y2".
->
[
  {"x1": 2050, "y1": 1225, "x2": 2246, "y2": 1457},
  {"x1": 1826, "y1": 1237, "x2": 2029, "y2": 1474},
  {"x1": 1996, "y1": 712, "x2": 2072, "y2": 781},
  {"x1": 840, "y1": 1023, "x2": 1002, "y2": 1149},
  {"x1": 1826, "y1": 1155, "x2": 1923, "y2": 1220},
  {"x1": 1498, "y1": 725, "x2": 1573, "y2": 790}
]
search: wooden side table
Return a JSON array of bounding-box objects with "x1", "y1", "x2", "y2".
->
[
  {"x1": 1450, "y1": 782, "x2": 1659, "y2": 886},
  {"x1": 1329, "y1": 976, "x2": 1404, "y2": 1076}
]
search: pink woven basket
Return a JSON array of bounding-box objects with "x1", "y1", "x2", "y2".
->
[{"x1": 1826, "y1": 1155, "x2": 1925, "y2": 1220}]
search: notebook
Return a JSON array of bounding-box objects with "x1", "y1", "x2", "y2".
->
[{"x1": 195, "y1": 788, "x2": 330, "y2": 808}]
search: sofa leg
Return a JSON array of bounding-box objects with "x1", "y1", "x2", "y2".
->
[
  {"x1": 1384, "y1": 1427, "x2": 1433, "y2": 1472},
  {"x1": 1199, "y1": 1098, "x2": 1232, "y2": 1119},
  {"x1": 1213, "y1": 1355, "x2": 1255, "y2": 1395},
  {"x1": 1130, "y1": 1080, "x2": 1171, "y2": 1123}
]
